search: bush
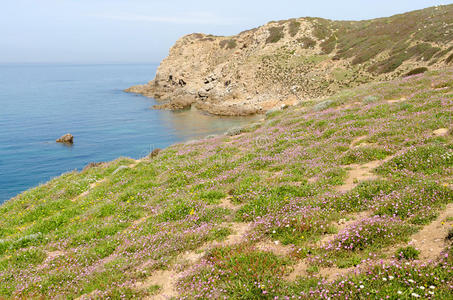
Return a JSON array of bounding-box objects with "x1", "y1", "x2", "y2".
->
[
  {"x1": 321, "y1": 36, "x2": 337, "y2": 54},
  {"x1": 396, "y1": 246, "x2": 420, "y2": 260},
  {"x1": 363, "y1": 95, "x2": 380, "y2": 103},
  {"x1": 219, "y1": 39, "x2": 237, "y2": 50},
  {"x1": 266, "y1": 27, "x2": 285, "y2": 44},
  {"x1": 404, "y1": 67, "x2": 428, "y2": 77},
  {"x1": 225, "y1": 127, "x2": 243, "y2": 137},
  {"x1": 298, "y1": 37, "x2": 317, "y2": 49},
  {"x1": 289, "y1": 21, "x2": 301, "y2": 37},
  {"x1": 447, "y1": 228, "x2": 453, "y2": 241},
  {"x1": 445, "y1": 53, "x2": 453, "y2": 64},
  {"x1": 314, "y1": 99, "x2": 335, "y2": 111}
]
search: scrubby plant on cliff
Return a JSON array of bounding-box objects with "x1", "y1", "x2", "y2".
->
[
  {"x1": 288, "y1": 20, "x2": 301, "y2": 37},
  {"x1": 220, "y1": 39, "x2": 237, "y2": 50},
  {"x1": 266, "y1": 26, "x2": 285, "y2": 43},
  {"x1": 298, "y1": 37, "x2": 316, "y2": 49}
]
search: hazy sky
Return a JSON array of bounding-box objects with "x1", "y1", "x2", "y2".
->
[{"x1": 1, "y1": 0, "x2": 452, "y2": 64}]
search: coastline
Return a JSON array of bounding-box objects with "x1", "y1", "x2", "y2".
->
[{"x1": 0, "y1": 64, "x2": 260, "y2": 203}]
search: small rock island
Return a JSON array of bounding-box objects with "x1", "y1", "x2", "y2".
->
[{"x1": 56, "y1": 133, "x2": 74, "y2": 144}]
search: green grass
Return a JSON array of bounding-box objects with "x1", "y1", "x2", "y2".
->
[{"x1": 396, "y1": 246, "x2": 420, "y2": 260}]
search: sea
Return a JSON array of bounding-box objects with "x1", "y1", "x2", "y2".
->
[{"x1": 0, "y1": 63, "x2": 259, "y2": 203}]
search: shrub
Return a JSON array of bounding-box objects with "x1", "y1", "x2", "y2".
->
[
  {"x1": 266, "y1": 27, "x2": 285, "y2": 44},
  {"x1": 314, "y1": 99, "x2": 335, "y2": 111},
  {"x1": 404, "y1": 67, "x2": 428, "y2": 77},
  {"x1": 289, "y1": 20, "x2": 301, "y2": 37},
  {"x1": 219, "y1": 39, "x2": 237, "y2": 50},
  {"x1": 149, "y1": 148, "x2": 161, "y2": 158},
  {"x1": 396, "y1": 246, "x2": 420, "y2": 260},
  {"x1": 298, "y1": 37, "x2": 316, "y2": 49},
  {"x1": 432, "y1": 80, "x2": 453, "y2": 89},
  {"x1": 321, "y1": 36, "x2": 337, "y2": 54},
  {"x1": 225, "y1": 127, "x2": 243, "y2": 136},
  {"x1": 363, "y1": 95, "x2": 380, "y2": 103},
  {"x1": 445, "y1": 53, "x2": 453, "y2": 64},
  {"x1": 447, "y1": 228, "x2": 453, "y2": 241}
]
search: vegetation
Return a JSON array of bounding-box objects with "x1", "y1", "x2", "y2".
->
[
  {"x1": 1, "y1": 66, "x2": 452, "y2": 298},
  {"x1": 396, "y1": 246, "x2": 420, "y2": 260},
  {"x1": 405, "y1": 67, "x2": 428, "y2": 77},
  {"x1": 220, "y1": 39, "x2": 237, "y2": 50},
  {"x1": 288, "y1": 20, "x2": 301, "y2": 37},
  {"x1": 266, "y1": 26, "x2": 285, "y2": 44},
  {"x1": 298, "y1": 37, "x2": 317, "y2": 49}
]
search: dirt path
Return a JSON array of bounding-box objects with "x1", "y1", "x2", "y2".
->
[
  {"x1": 336, "y1": 161, "x2": 381, "y2": 192},
  {"x1": 407, "y1": 203, "x2": 453, "y2": 261},
  {"x1": 136, "y1": 217, "x2": 254, "y2": 299},
  {"x1": 287, "y1": 210, "x2": 372, "y2": 281},
  {"x1": 138, "y1": 270, "x2": 179, "y2": 300},
  {"x1": 337, "y1": 153, "x2": 395, "y2": 192},
  {"x1": 288, "y1": 203, "x2": 453, "y2": 282}
]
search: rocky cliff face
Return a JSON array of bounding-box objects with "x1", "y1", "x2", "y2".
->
[{"x1": 126, "y1": 5, "x2": 453, "y2": 115}]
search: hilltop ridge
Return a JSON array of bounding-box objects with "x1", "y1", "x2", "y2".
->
[{"x1": 127, "y1": 4, "x2": 453, "y2": 115}]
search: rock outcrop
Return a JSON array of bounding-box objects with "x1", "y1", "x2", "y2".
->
[
  {"x1": 127, "y1": 5, "x2": 453, "y2": 115},
  {"x1": 56, "y1": 134, "x2": 74, "y2": 144}
]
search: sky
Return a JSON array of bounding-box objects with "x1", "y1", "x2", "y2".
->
[{"x1": 0, "y1": 0, "x2": 452, "y2": 64}]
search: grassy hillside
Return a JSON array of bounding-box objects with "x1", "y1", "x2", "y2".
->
[
  {"x1": 255, "y1": 4, "x2": 453, "y2": 97},
  {"x1": 1, "y1": 68, "x2": 453, "y2": 298}
]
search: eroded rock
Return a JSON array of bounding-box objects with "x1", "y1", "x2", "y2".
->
[{"x1": 56, "y1": 133, "x2": 74, "y2": 144}]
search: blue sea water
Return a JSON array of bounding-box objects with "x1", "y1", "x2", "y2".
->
[{"x1": 0, "y1": 64, "x2": 259, "y2": 203}]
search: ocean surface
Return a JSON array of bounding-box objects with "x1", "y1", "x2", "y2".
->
[{"x1": 0, "y1": 64, "x2": 259, "y2": 203}]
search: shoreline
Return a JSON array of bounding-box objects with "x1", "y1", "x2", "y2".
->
[{"x1": 1, "y1": 105, "x2": 262, "y2": 204}]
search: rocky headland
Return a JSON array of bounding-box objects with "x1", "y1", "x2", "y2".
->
[{"x1": 126, "y1": 4, "x2": 453, "y2": 115}]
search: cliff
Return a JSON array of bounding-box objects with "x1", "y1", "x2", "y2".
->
[{"x1": 126, "y1": 4, "x2": 453, "y2": 115}]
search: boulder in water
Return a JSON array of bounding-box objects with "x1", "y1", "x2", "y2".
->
[{"x1": 56, "y1": 133, "x2": 74, "y2": 144}]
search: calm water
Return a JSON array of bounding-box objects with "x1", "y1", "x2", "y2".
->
[{"x1": 0, "y1": 64, "x2": 259, "y2": 203}]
